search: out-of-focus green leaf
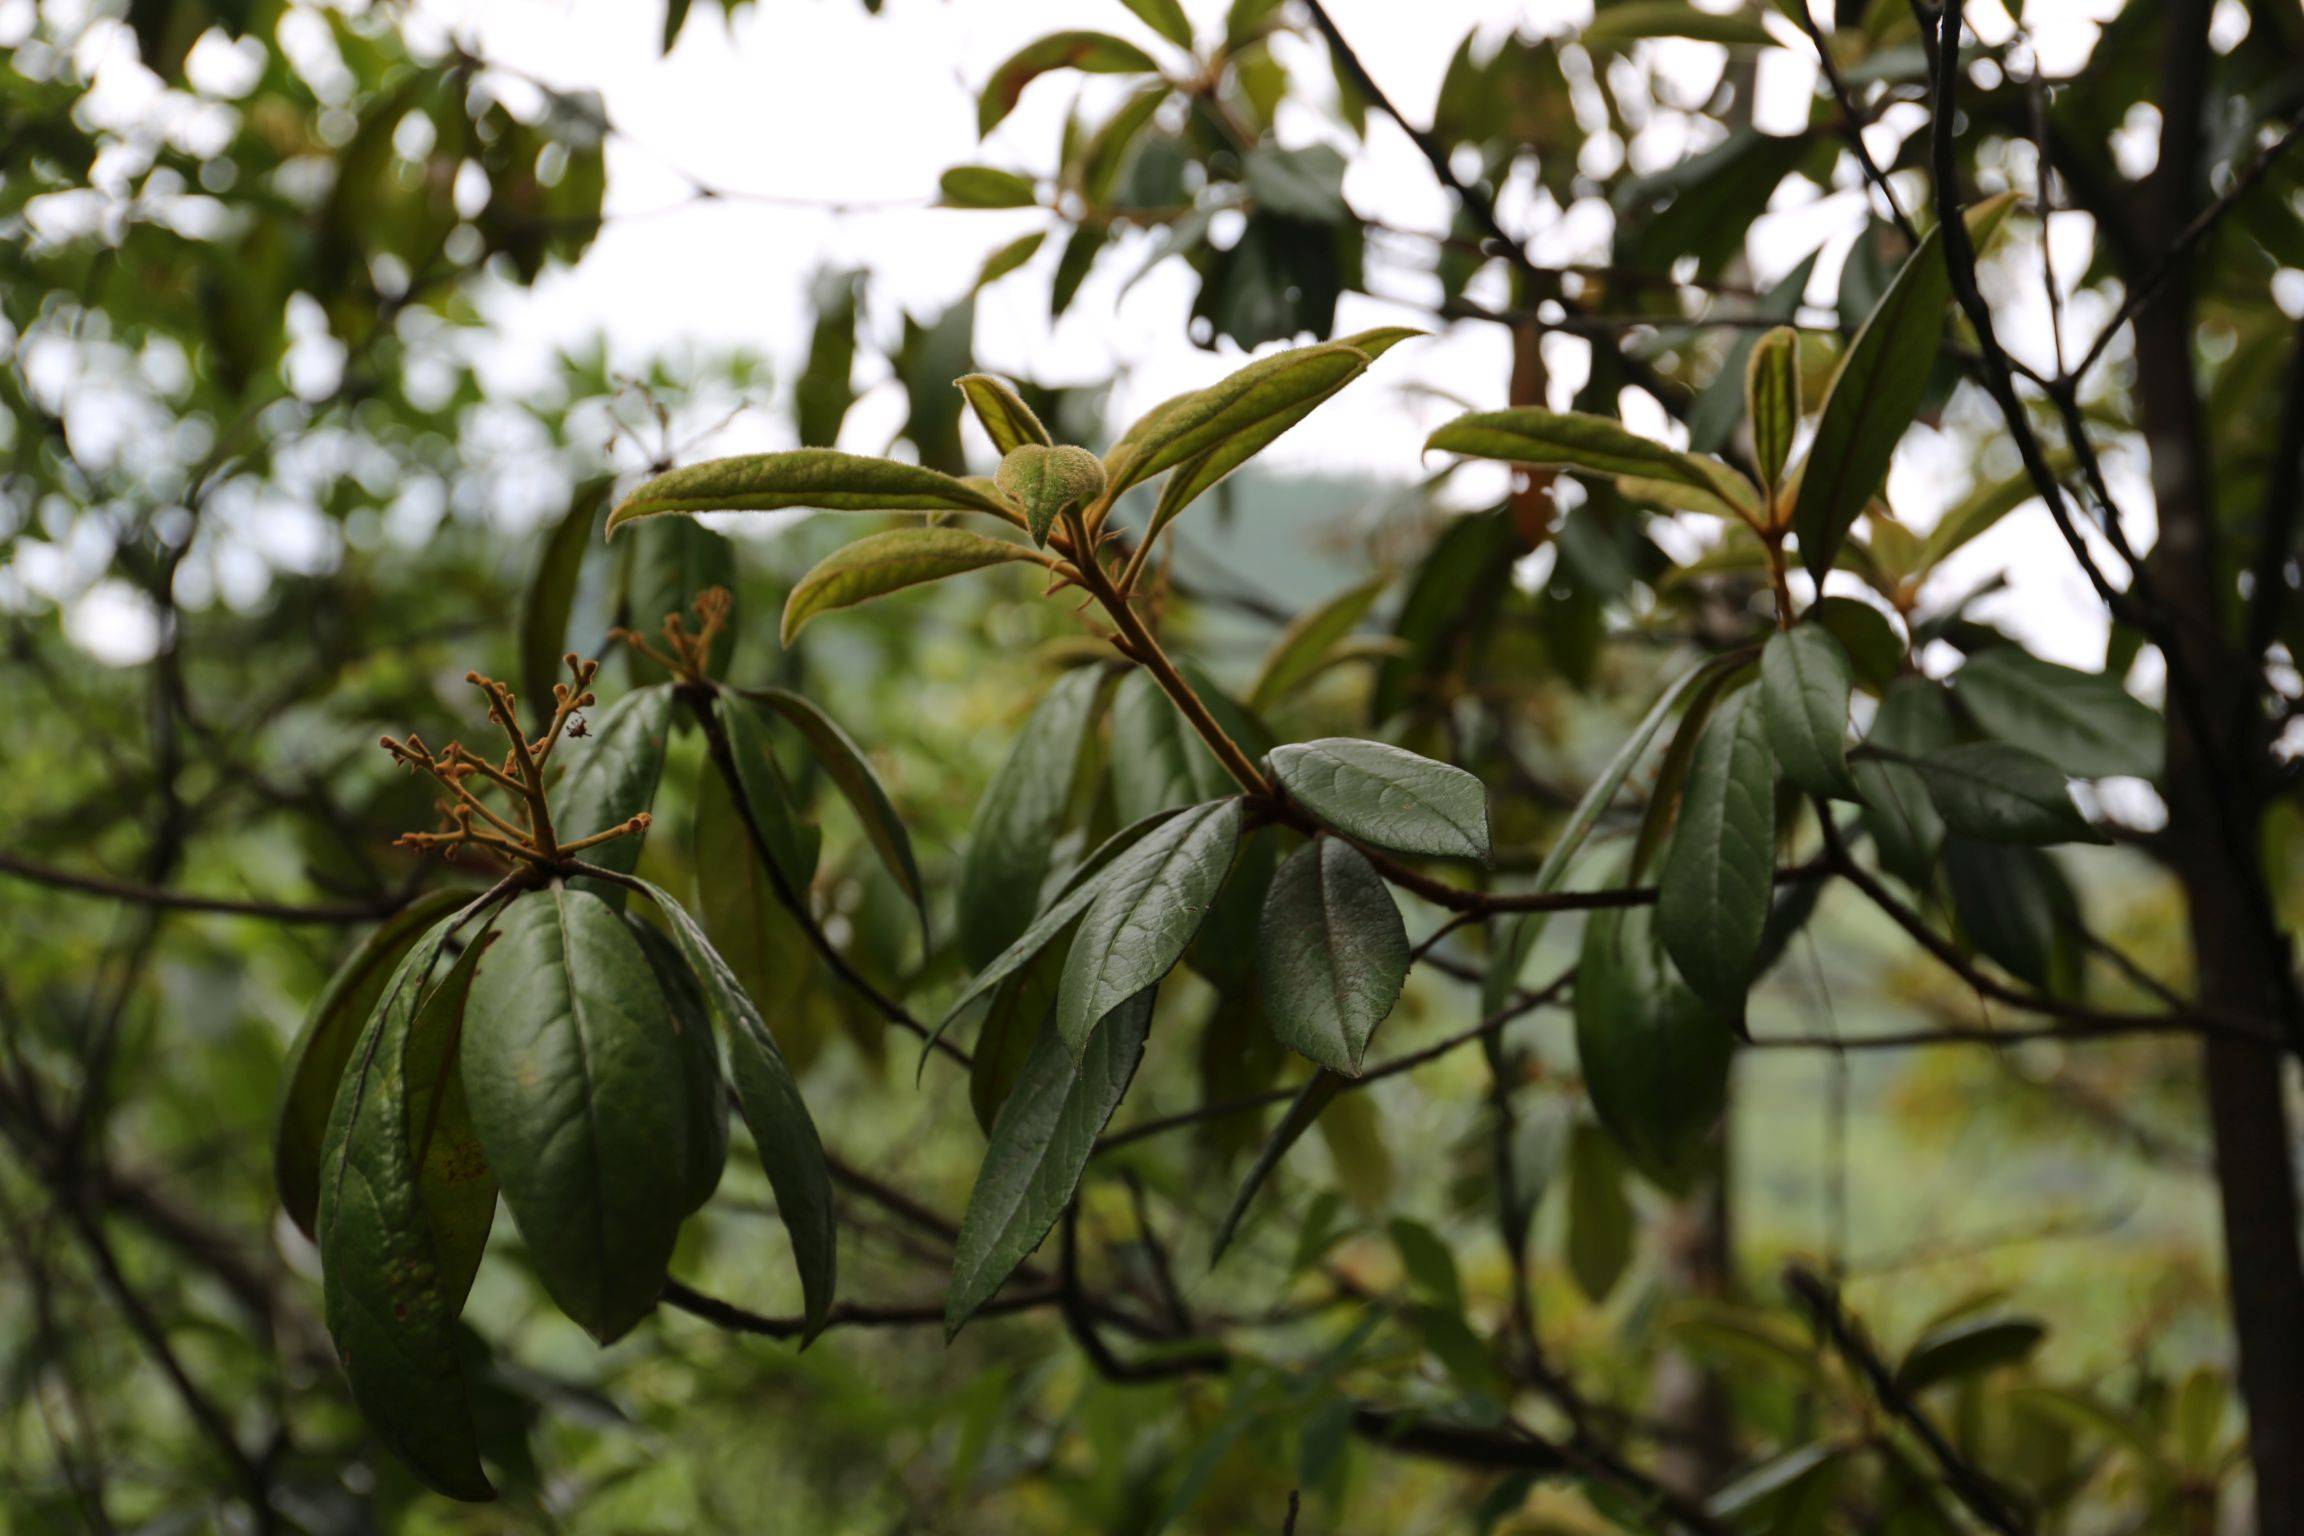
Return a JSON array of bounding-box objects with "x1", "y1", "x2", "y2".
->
[
  {"x1": 1952, "y1": 647, "x2": 2162, "y2": 780},
  {"x1": 1576, "y1": 898, "x2": 1733, "y2": 1189},
  {"x1": 1914, "y1": 743, "x2": 2106, "y2": 845},
  {"x1": 746, "y1": 685, "x2": 929, "y2": 947},
  {"x1": 1895, "y1": 1316, "x2": 2046, "y2": 1394},
  {"x1": 939, "y1": 165, "x2": 1039, "y2": 209},
  {"x1": 1746, "y1": 325, "x2": 1801, "y2": 495},
  {"x1": 979, "y1": 32, "x2": 1161, "y2": 136},
  {"x1": 1426, "y1": 408, "x2": 1761, "y2": 523},
  {"x1": 1565, "y1": 1121, "x2": 1635, "y2": 1303},
  {"x1": 519, "y1": 478, "x2": 609, "y2": 721}
]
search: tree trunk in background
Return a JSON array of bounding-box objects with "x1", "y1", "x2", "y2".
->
[{"x1": 2138, "y1": 10, "x2": 2304, "y2": 1524}]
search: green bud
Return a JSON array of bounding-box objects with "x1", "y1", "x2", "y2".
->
[{"x1": 995, "y1": 444, "x2": 1107, "y2": 546}]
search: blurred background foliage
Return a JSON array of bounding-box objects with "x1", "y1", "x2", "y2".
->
[{"x1": 4, "y1": 0, "x2": 2303, "y2": 1530}]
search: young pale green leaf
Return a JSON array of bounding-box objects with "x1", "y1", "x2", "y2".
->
[
  {"x1": 625, "y1": 918, "x2": 731, "y2": 1215},
  {"x1": 975, "y1": 229, "x2": 1047, "y2": 290},
  {"x1": 1055, "y1": 798, "x2": 1243, "y2": 1056},
  {"x1": 462, "y1": 888, "x2": 698, "y2": 1344},
  {"x1": 1257, "y1": 838, "x2": 1408, "y2": 1075},
  {"x1": 317, "y1": 913, "x2": 499, "y2": 1502},
  {"x1": 519, "y1": 477, "x2": 609, "y2": 715},
  {"x1": 276, "y1": 888, "x2": 470, "y2": 1240},
  {"x1": 1761, "y1": 624, "x2": 1858, "y2": 799},
  {"x1": 1576, "y1": 899, "x2": 1734, "y2": 1190},
  {"x1": 606, "y1": 449, "x2": 1014, "y2": 536},
  {"x1": 1656, "y1": 688, "x2": 1777, "y2": 1014},
  {"x1": 957, "y1": 666, "x2": 1107, "y2": 967},
  {"x1": 1248, "y1": 574, "x2": 1385, "y2": 713},
  {"x1": 1564, "y1": 1121, "x2": 1635, "y2": 1304},
  {"x1": 938, "y1": 165, "x2": 1039, "y2": 209},
  {"x1": 713, "y1": 691, "x2": 822, "y2": 893},
  {"x1": 937, "y1": 810, "x2": 1185, "y2": 1061},
  {"x1": 1483, "y1": 656, "x2": 1739, "y2": 1013},
  {"x1": 1951, "y1": 648, "x2": 2162, "y2": 780},
  {"x1": 1745, "y1": 325, "x2": 1800, "y2": 494},
  {"x1": 1139, "y1": 327, "x2": 1422, "y2": 541},
  {"x1": 1424, "y1": 408, "x2": 1761, "y2": 523},
  {"x1": 782, "y1": 526, "x2": 1044, "y2": 642},
  {"x1": 555, "y1": 684, "x2": 673, "y2": 902},
  {"x1": 1268, "y1": 737, "x2": 1490, "y2": 862},
  {"x1": 1108, "y1": 666, "x2": 1270, "y2": 823},
  {"x1": 1104, "y1": 340, "x2": 1374, "y2": 499},
  {"x1": 979, "y1": 31, "x2": 1160, "y2": 135},
  {"x1": 1117, "y1": 0, "x2": 1193, "y2": 48},
  {"x1": 995, "y1": 443, "x2": 1107, "y2": 545},
  {"x1": 1210, "y1": 1071, "x2": 1346, "y2": 1265},
  {"x1": 945, "y1": 986, "x2": 1155, "y2": 1337},
  {"x1": 745, "y1": 686, "x2": 929, "y2": 947},
  {"x1": 1913, "y1": 743, "x2": 2106, "y2": 845},
  {"x1": 631, "y1": 877, "x2": 838, "y2": 1339},
  {"x1": 955, "y1": 373, "x2": 1054, "y2": 455},
  {"x1": 1855, "y1": 676, "x2": 1956, "y2": 886}
]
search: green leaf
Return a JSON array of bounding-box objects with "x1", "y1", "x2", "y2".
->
[
  {"x1": 975, "y1": 228, "x2": 1047, "y2": 288},
  {"x1": 1946, "y1": 838, "x2": 2078, "y2": 990},
  {"x1": 519, "y1": 477, "x2": 609, "y2": 717},
  {"x1": 1257, "y1": 838, "x2": 1409, "y2": 1075},
  {"x1": 461, "y1": 888, "x2": 697, "y2": 1343},
  {"x1": 1104, "y1": 339, "x2": 1376, "y2": 499},
  {"x1": 746, "y1": 686, "x2": 929, "y2": 948},
  {"x1": 631, "y1": 878, "x2": 839, "y2": 1339},
  {"x1": 1745, "y1": 325, "x2": 1800, "y2": 495},
  {"x1": 1210, "y1": 1071, "x2": 1346, "y2": 1264},
  {"x1": 1249, "y1": 574, "x2": 1385, "y2": 712},
  {"x1": 277, "y1": 889, "x2": 471, "y2": 1240},
  {"x1": 995, "y1": 443, "x2": 1107, "y2": 545},
  {"x1": 1577, "y1": 899, "x2": 1734, "y2": 1189},
  {"x1": 955, "y1": 373, "x2": 1054, "y2": 455},
  {"x1": 1056, "y1": 798, "x2": 1243, "y2": 1055},
  {"x1": 317, "y1": 912, "x2": 499, "y2": 1502},
  {"x1": 554, "y1": 683, "x2": 673, "y2": 902},
  {"x1": 1268, "y1": 737, "x2": 1490, "y2": 862},
  {"x1": 616, "y1": 519, "x2": 738, "y2": 681},
  {"x1": 1811, "y1": 595, "x2": 1905, "y2": 692},
  {"x1": 1484, "y1": 656, "x2": 1742, "y2": 1013},
  {"x1": 1791, "y1": 223, "x2": 1946, "y2": 580},
  {"x1": 713, "y1": 691, "x2": 821, "y2": 894},
  {"x1": 1854, "y1": 677, "x2": 1955, "y2": 885},
  {"x1": 979, "y1": 31, "x2": 1161, "y2": 136},
  {"x1": 957, "y1": 666, "x2": 1107, "y2": 967},
  {"x1": 1657, "y1": 688, "x2": 1778, "y2": 1013},
  {"x1": 1117, "y1": 0, "x2": 1193, "y2": 49},
  {"x1": 625, "y1": 918, "x2": 732, "y2": 1215},
  {"x1": 1895, "y1": 1317, "x2": 2046, "y2": 1394},
  {"x1": 1581, "y1": 1, "x2": 1778, "y2": 47},
  {"x1": 796, "y1": 267, "x2": 862, "y2": 449},
  {"x1": 939, "y1": 164, "x2": 1039, "y2": 209},
  {"x1": 1688, "y1": 249, "x2": 1821, "y2": 454},
  {"x1": 1762, "y1": 624, "x2": 1858, "y2": 799},
  {"x1": 1425, "y1": 408, "x2": 1761, "y2": 523},
  {"x1": 1952, "y1": 648, "x2": 2162, "y2": 780},
  {"x1": 1141, "y1": 327, "x2": 1421, "y2": 543},
  {"x1": 968, "y1": 945, "x2": 1066, "y2": 1134},
  {"x1": 782, "y1": 526, "x2": 1042, "y2": 642},
  {"x1": 693, "y1": 754, "x2": 829, "y2": 1070},
  {"x1": 1108, "y1": 666, "x2": 1269, "y2": 823},
  {"x1": 1913, "y1": 743, "x2": 2106, "y2": 845},
  {"x1": 945, "y1": 986, "x2": 1155, "y2": 1336},
  {"x1": 606, "y1": 449, "x2": 1014, "y2": 536},
  {"x1": 1565, "y1": 1121, "x2": 1635, "y2": 1303}
]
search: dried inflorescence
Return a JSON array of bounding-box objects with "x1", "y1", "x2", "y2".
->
[
  {"x1": 380, "y1": 653, "x2": 648, "y2": 867},
  {"x1": 612, "y1": 586, "x2": 731, "y2": 684}
]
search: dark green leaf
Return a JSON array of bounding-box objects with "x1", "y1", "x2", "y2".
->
[
  {"x1": 277, "y1": 889, "x2": 470, "y2": 1240},
  {"x1": 1945, "y1": 838, "x2": 2079, "y2": 990},
  {"x1": 606, "y1": 449, "x2": 1013, "y2": 534},
  {"x1": 1577, "y1": 900, "x2": 1733, "y2": 1189},
  {"x1": 555, "y1": 683, "x2": 673, "y2": 902},
  {"x1": 1762, "y1": 624, "x2": 1858, "y2": 799},
  {"x1": 1914, "y1": 743, "x2": 2105, "y2": 845},
  {"x1": 1895, "y1": 1317, "x2": 2046, "y2": 1394},
  {"x1": 746, "y1": 686, "x2": 929, "y2": 948},
  {"x1": 1952, "y1": 648, "x2": 2162, "y2": 780},
  {"x1": 1657, "y1": 688, "x2": 1777, "y2": 1013},
  {"x1": 1565, "y1": 1121, "x2": 1634, "y2": 1303},
  {"x1": 1855, "y1": 676, "x2": 1956, "y2": 885},
  {"x1": 1268, "y1": 737, "x2": 1490, "y2": 862},
  {"x1": 968, "y1": 945, "x2": 1066, "y2": 1135},
  {"x1": 1056, "y1": 798, "x2": 1243, "y2": 1055},
  {"x1": 462, "y1": 888, "x2": 696, "y2": 1343},
  {"x1": 782, "y1": 526, "x2": 1042, "y2": 641},
  {"x1": 945, "y1": 987, "x2": 1154, "y2": 1336},
  {"x1": 1108, "y1": 666, "x2": 1268, "y2": 822},
  {"x1": 1257, "y1": 838, "x2": 1408, "y2": 1075},
  {"x1": 1811, "y1": 595, "x2": 1905, "y2": 693},
  {"x1": 317, "y1": 912, "x2": 499, "y2": 1502},
  {"x1": 632, "y1": 878, "x2": 838, "y2": 1339},
  {"x1": 957, "y1": 666, "x2": 1106, "y2": 968},
  {"x1": 713, "y1": 691, "x2": 821, "y2": 894},
  {"x1": 978, "y1": 31, "x2": 1161, "y2": 136},
  {"x1": 519, "y1": 478, "x2": 608, "y2": 718},
  {"x1": 625, "y1": 918, "x2": 731, "y2": 1214}
]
